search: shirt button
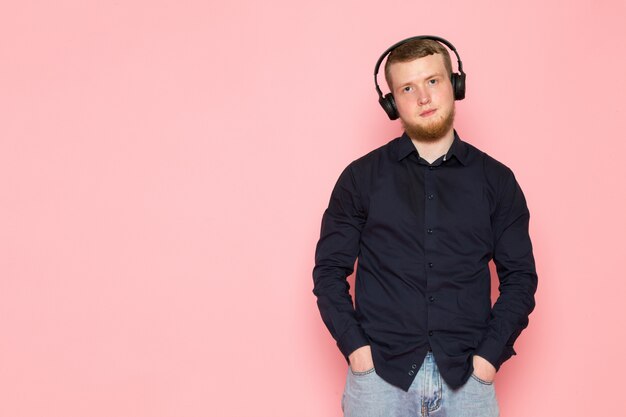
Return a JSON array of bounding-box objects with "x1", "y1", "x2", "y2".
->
[
  {"x1": 428, "y1": 166, "x2": 435, "y2": 170},
  {"x1": 428, "y1": 262, "x2": 434, "y2": 268},
  {"x1": 427, "y1": 194, "x2": 434, "y2": 200},
  {"x1": 409, "y1": 370, "x2": 415, "y2": 376},
  {"x1": 429, "y1": 331, "x2": 434, "y2": 336},
  {"x1": 427, "y1": 228, "x2": 433, "y2": 234},
  {"x1": 429, "y1": 296, "x2": 435, "y2": 302}
]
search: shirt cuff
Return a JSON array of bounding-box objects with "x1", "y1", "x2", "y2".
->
[
  {"x1": 474, "y1": 336, "x2": 517, "y2": 371},
  {"x1": 337, "y1": 326, "x2": 370, "y2": 362}
]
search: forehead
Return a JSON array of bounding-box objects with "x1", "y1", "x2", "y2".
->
[{"x1": 388, "y1": 53, "x2": 447, "y2": 86}]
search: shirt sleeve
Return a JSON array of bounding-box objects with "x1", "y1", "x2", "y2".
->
[
  {"x1": 474, "y1": 168, "x2": 538, "y2": 370},
  {"x1": 312, "y1": 164, "x2": 370, "y2": 361}
]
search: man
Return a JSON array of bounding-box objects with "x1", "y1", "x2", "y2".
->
[{"x1": 312, "y1": 36, "x2": 537, "y2": 417}]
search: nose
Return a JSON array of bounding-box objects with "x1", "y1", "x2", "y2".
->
[{"x1": 417, "y1": 87, "x2": 431, "y2": 106}]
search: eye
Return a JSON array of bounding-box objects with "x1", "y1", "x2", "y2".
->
[
  {"x1": 428, "y1": 79, "x2": 438, "y2": 86},
  {"x1": 402, "y1": 86, "x2": 414, "y2": 93}
]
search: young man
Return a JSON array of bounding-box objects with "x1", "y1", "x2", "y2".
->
[{"x1": 312, "y1": 36, "x2": 538, "y2": 417}]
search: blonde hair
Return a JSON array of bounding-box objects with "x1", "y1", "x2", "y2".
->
[{"x1": 384, "y1": 39, "x2": 453, "y2": 89}]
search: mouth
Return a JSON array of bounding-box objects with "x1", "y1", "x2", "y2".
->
[{"x1": 420, "y1": 109, "x2": 437, "y2": 117}]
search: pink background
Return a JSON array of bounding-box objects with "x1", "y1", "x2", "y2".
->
[{"x1": 1, "y1": 1, "x2": 625, "y2": 416}]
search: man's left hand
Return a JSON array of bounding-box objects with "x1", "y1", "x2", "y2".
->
[{"x1": 472, "y1": 355, "x2": 496, "y2": 383}]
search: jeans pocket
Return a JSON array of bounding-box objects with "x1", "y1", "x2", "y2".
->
[
  {"x1": 470, "y1": 373, "x2": 494, "y2": 385},
  {"x1": 349, "y1": 366, "x2": 375, "y2": 377}
]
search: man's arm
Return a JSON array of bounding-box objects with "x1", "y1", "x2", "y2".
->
[
  {"x1": 312, "y1": 164, "x2": 370, "y2": 363},
  {"x1": 474, "y1": 168, "x2": 538, "y2": 373}
]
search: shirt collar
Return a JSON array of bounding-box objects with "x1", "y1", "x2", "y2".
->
[{"x1": 396, "y1": 130, "x2": 468, "y2": 166}]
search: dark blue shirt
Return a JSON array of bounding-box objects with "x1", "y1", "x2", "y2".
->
[{"x1": 312, "y1": 131, "x2": 537, "y2": 391}]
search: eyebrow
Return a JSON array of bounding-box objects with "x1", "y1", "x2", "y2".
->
[
  {"x1": 423, "y1": 72, "x2": 445, "y2": 80},
  {"x1": 396, "y1": 72, "x2": 445, "y2": 89}
]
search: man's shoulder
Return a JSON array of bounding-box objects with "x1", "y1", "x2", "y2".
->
[
  {"x1": 463, "y1": 140, "x2": 515, "y2": 178},
  {"x1": 347, "y1": 136, "x2": 403, "y2": 170}
]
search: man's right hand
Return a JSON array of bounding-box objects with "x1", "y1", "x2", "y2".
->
[{"x1": 348, "y1": 345, "x2": 374, "y2": 372}]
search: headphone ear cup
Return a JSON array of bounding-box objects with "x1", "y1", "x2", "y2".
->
[
  {"x1": 451, "y1": 72, "x2": 466, "y2": 100},
  {"x1": 379, "y1": 93, "x2": 399, "y2": 120}
]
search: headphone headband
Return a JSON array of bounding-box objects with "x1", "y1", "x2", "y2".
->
[{"x1": 374, "y1": 35, "x2": 467, "y2": 120}]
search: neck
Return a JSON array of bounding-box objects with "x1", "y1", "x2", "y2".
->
[{"x1": 408, "y1": 129, "x2": 455, "y2": 164}]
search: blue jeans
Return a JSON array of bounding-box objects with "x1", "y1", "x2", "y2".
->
[{"x1": 342, "y1": 352, "x2": 499, "y2": 417}]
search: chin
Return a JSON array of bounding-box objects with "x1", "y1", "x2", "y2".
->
[
  {"x1": 402, "y1": 121, "x2": 453, "y2": 142},
  {"x1": 401, "y1": 108, "x2": 455, "y2": 142}
]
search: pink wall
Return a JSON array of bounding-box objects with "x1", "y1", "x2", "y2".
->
[{"x1": 1, "y1": 1, "x2": 625, "y2": 416}]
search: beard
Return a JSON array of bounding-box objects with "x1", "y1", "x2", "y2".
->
[{"x1": 401, "y1": 104, "x2": 455, "y2": 142}]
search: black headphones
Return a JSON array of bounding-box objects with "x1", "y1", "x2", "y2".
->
[{"x1": 374, "y1": 35, "x2": 466, "y2": 120}]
